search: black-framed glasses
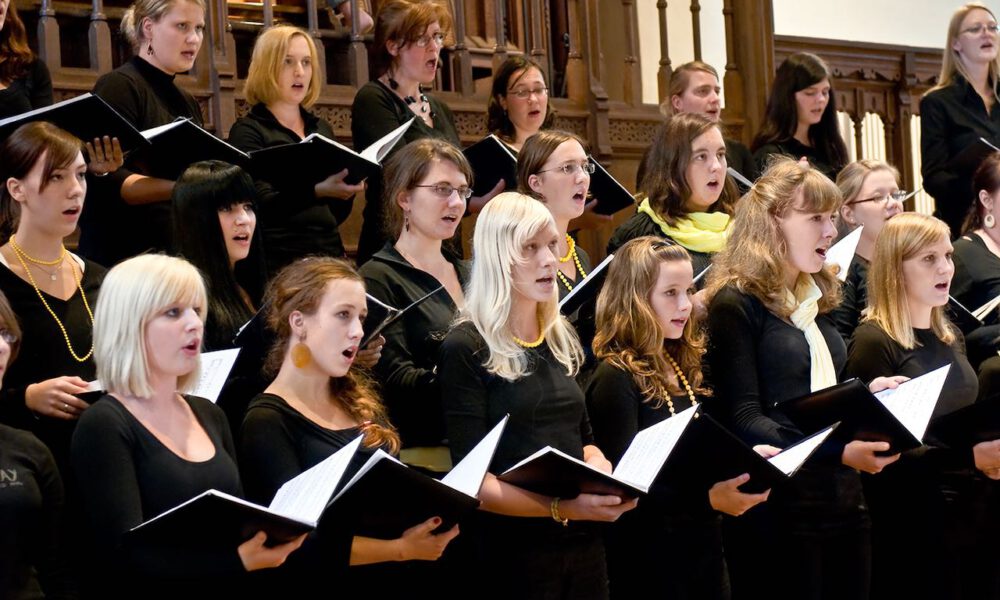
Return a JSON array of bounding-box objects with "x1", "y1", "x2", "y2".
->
[
  {"x1": 0, "y1": 328, "x2": 17, "y2": 345},
  {"x1": 507, "y1": 87, "x2": 548, "y2": 100},
  {"x1": 537, "y1": 161, "x2": 596, "y2": 176},
  {"x1": 414, "y1": 183, "x2": 472, "y2": 200},
  {"x1": 847, "y1": 190, "x2": 908, "y2": 206},
  {"x1": 415, "y1": 32, "x2": 446, "y2": 48},
  {"x1": 961, "y1": 23, "x2": 1000, "y2": 35}
]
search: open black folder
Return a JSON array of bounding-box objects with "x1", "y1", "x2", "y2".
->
[
  {"x1": 249, "y1": 118, "x2": 414, "y2": 188},
  {"x1": 0, "y1": 93, "x2": 148, "y2": 151},
  {"x1": 130, "y1": 118, "x2": 250, "y2": 179},
  {"x1": 777, "y1": 365, "x2": 951, "y2": 453},
  {"x1": 559, "y1": 253, "x2": 613, "y2": 316},
  {"x1": 588, "y1": 158, "x2": 638, "y2": 215},
  {"x1": 129, "y1": 418, "x2": 506, "y2": 547},
  {"x1": 362, "y1": 286, "x2": 444, "y2": 348},
  {"x1": 499, "y1": 404, "x2": 836, "y2": 499},
  {"x1": 463, "y1": 134, "x2": 518, "y2": 197},
  {"x1": 947, "y1": 296, "x2": 985, "y2": 335}
]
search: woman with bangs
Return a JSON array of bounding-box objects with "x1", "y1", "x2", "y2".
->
[
  {"x1": 922, "y1": 3, "x2": 1000, "y2": 237},
  {"x1": 229, "y1": 25, "x2": 363, "y2": 275},
  {"x1": 609, "y1": 113, "x2": 738, "y2": 282},
  {"x1": 71, "y1": 254, "x2": 303, "y2": 596},
  {"x1": 358, "y1": 139, "x2": 472, "y2": 472},
  {"x1": 830, "y1": 160, "x2": 906, "y2": 341},
  {"x1": 587, "y1": 236, "x2": 770, "y2": 600},
  {"x1": 705, "y1": 157, "x2": 905, "y2": 600},
  {"x1": 438, "y1": 192, "x2": 637, "y2": 600},
  {"x1": 487, "y1": 55, "x2": 555, "y2": 153},
  {"x1": 240, "y1": 257, "x2": 459, "y2": 596},
  {"x1": 846, "y1": 213, "x2": 999, "y2": 600},
  {"x1": 752, "y1": 52, "x2": 848, "y2": 181}
]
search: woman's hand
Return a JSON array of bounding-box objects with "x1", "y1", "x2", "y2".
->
[
  {"x1": 354, "y1": 335, "x2": 385, "y2": 369},
  {"x1": 752, "y1": 444, "x2": 782, "y2": 458},
  {"x1": 238, "y1": 531, "x2": 306, "y2": 571},
  {"x1": 973, "y1": 439, "x2": 1000, "y2": 478},
  {"x1": 396, "y1": 517, "x2": 459, "y2": 561},
  {"x1": 315, "y1": 168, "x2": 366, "y2": 200},
  {"x1": 560, "y1": 493, "x2": 638, "y2": 522},
  {"x1": 583, "y1": 446, "x2": 613, "y2": 474},
  {"x1": 568, "y1": 199, "x2": 614, "y2": 232},
  {"x1": 467, "y1": 179, "x2": 506, "y2": 214},
  {"x1": 868, "y1": 375, "x2": 909, "y2": 394},
  {"x1": 84, "y1": 136, "x2": 124, "y2": 176},
  {"x1": 708, "y1": 473, "x2": 770, "y2": 516},
  {"x1": 25, "y1": 376, "x2": 91, "y2": 420},
  {"x1": 841, "y1": 440, "x2": 900, "y2": 474}
]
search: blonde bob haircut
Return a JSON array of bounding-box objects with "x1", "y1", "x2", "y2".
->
[
  {"x1": 705, "y1": 156, "x2": 843, "y2": 317},
  {"x1": 593, "y1": 237, "x2": 708, "y2": 407},
  {"x1": 930, "y1": 3, "x2": 1000, "y2": 101},
  {"x1": 94, "y1": 254, "x2": 207, "y2": 399},
  {"x1": 457, "y1": 191, "x2": 583, "y2": 381},
  {"x1": 864, "y1": 213, "x2": 956, "y2": 350},
  {"x1": 834, "y1": 159, "x2": 900, "y2": 235},
  {"x1": 244, "y1": 25, "x2": 321, "y2": 108}
]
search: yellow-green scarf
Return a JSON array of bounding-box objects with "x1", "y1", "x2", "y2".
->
[{"x1": 637, "y1": 198, "x2": 731, "y2": 253}]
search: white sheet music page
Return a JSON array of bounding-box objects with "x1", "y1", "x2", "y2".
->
[
  {"x1": 612, "y1": 405, "x2": 699, "y2": 491},
  {"x1": 874, "y1": 364, "x2": 951, "y2": 441},
  {"x1": 767, "y1": 425, "x2": 836, "y2": 475},
  {"x1": 360, "y1": 118, "x2": 416, "y2": 163},
  {"x1": 442, "y1": 416, "x2": 508, "y2": 497},
  {"x1": 825, "y1": 226, "x2": 863, "y2": 282},
  {"x1": 191, "y1": 348, "x2": 241, "y2": 403},
  {"x1": 268, "y1": 436, "x2": 363, "y2": 523}
]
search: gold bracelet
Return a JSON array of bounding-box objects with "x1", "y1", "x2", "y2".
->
[{"x1": 550, "y1": 497, "x2": 569, "y2": 526}]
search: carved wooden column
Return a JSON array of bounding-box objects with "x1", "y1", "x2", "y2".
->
[
  {"x1": 620, "y1": 0, "x2": 642, "y2": 106},
  {"x1": 451, "y1": 0, "x2": 473, "y2": 96},
  {"x1": 852, "y1": 112, "x2": 864, "y2": 160},
  {"x1": 491, "y1": 0, "x2": 509, "y2": 72},
  {"x1": 209, "y1": 0, "x2": 238, "y2": 136},
  {"x1": 893, "y1": 51, "x2": 920, "y2": 199},
  {"x1": 347, "y1": 0, "x2": 369, "y2": 86},
  {"x1": 656, "y1": 0, "x2": 671, "y2": 101},
  {"x1": 37, "y1": 0, "x2": 62, "y2": 70},
  {"x1": 723, "y1": 0, "x2": 773, "y2": 144},
  {"x1": 690, "y1": 0, "x2": 702, "y2": 60},
  {"x1": 305, "y1": 0, "x2": 327, "y2": 87},
  {"x1": 575, "y1": 0, "x2": 611, "y2": 159},
  {"x1": 89, "y1": 0, "x2": 112, "y2": 73},
  {"x1": 262, "y1": 0, "x2": 274, "y2": 28}
]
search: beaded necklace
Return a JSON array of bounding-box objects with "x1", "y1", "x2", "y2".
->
[
  {"x1": 665, "y1": 353, "x2": 696, "y2": 415},
  {"x1": 9, "y1": 242, "x2": 95, "y2": 362},
  {"x1": 512, "y1": 314, "x2": 546, "y2": 348},
  {"x1": 556, "y1": 235, "x2": 588, "y2": 291}
]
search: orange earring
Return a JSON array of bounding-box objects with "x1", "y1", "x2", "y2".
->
[{"x1": 291, "y1": 341, "x2": 312, "y2": 369}]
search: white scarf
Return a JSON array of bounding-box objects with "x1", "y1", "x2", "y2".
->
[{"x1": 785, "y1": 276, "x2": 837, "y2": 392}]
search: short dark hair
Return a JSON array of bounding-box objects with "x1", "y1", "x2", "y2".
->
[{"x1": 487, "y1": 55, "x2": 556, "y2": 141}]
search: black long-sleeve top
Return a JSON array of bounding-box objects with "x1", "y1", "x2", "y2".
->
[
  {"x1": 81, "y1": 56, "x2": 202, "y2": 266},
  {"x1": 0, "y1": 257, "x2": 105, "y2": 477},
  {"x1": 0, "y1": 424, "x2": 76, "y2": 600},
  {"x1": 0, "y1": 60, "x2": 52, "y2": 121},
  {"x1": 70, "y1": 394, "x2": 245, "y2": 594},
  {"x1": 725, "y1": 137, "x2": 757, "y2": 184},
  {"x1": 951, "y1": 233, "x2": 1000, "y2": 367},
  {"x1": 358, "y1": 243, "x2": 468, "y2": 448},
  {"x1": 830, "y1": 254, "x2": 869, "y2": 342},
  {"x1": 350, "y1": 80, "x2": 461, "y2": 264},
  {"x1": 920, "y1": 75, "x2": 1000, "y2": 236},
  {"x1": 227, "y1": 103, "x2": 353, "y2": 274},
  {"x1": 606, "y1": 212, "x2": 713, "y2": 279},
  {"x1": 752, "y1": 138, "x2": 842, "y2": 181}
]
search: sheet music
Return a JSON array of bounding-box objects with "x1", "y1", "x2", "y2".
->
[
  {"x1": 727, "y1": 167, "x2": 754, "y2": 188},
  {"x1": 826, "y1": 226, "x2": 863, "y2": 282},
  {"x1": 558, "y1": 253, "x2": 614, "y2": 310},
  {"x1": 140, "y1": 119, "x2": 186, "y2": 139},
  {"x1": 613, "y1": 405, "x2": 698, "y2": 491},
  {"x1": 360, "y1": 118, "x2": 416, "y2": 163},
  {"x1": 973, "y1": 294, "x2": 1000, "y2": 321},
  {"x1": 269, "y1": 436, "x2": 363, "y2": 523},
  {"x1": 331, "y1": 450, "x2": 405, "y2": 503},
  {"x1": 874, "y1": 364, "x2": 951, "y2": 441},
  {"x1": 0, "y1": 93, "x2": 90, "y2": 126},
  {"x1": 693, "y1": 265, "x2": 711, "y2": 285},
  {"x1": 442, "y1": 416, "x2": 508, "y2": 497},
  {"x1": 191, "y1": 348, "x2": 241, "y2": 403},
  {"x1": 767, "y1": 425, "x2": 836, "y2": 475},
  {"x1": 981, "y1": 137, "x2": 1000, "y2": 152}
]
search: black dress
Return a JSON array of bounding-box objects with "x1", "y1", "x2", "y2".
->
[
  {"x1": 830, "y1": 254, "x2": 869, "y2": 342},
  {"x1": 70, "y1": 394, "x2": 246, "y2": 597},
  {"x1": 0, "y1": 60, "x2": 52, "y2": 121},
  {"x1": 951, "y1": 233, "x2": 1000, "y2": 396},
  {"x1": 846, "y1": 323, "x2": 994, "y2": 600},
  {"x1": 586, "y1": 360, "x2": 727, "y2": 600},
  {"x1": 752, "y1": 138, "x2": 842, "y2": 181},
  {"x1": 351, "y1": 80, "x2": 461, "y2": 264},
  {"x1": 358, "y1": 243, "x2": 468, "y2": 449},
  {"x1": 921, "y1": 75, "x2": 1000, "y2": 237},
  {"x1": 0, "y1": 424, "x2": 75, "y2": 599},
  {"x1": 227, "y1": 103, "x2": 353, "y2": 275},
  {"x1": 706, "y1": 284, "x2": 869, "y2": 600},
  {"x1": 438, "y1": 321, "x2": 608, "y2": 600},
  {"x1": 606, "y1": 212, "x2": 713, "y2": 281},
  {"x1": 82, "y1": 56, "x2": 202, "y2": 266}
]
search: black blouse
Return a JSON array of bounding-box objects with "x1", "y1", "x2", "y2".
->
[
  {"x1": 752, "y1": 138, "x2": 842, "y2": 181},
  {"x1": 227, "y1": 103, "x2": 353, "y2": 274},
  {"x1": 606, "y1": 212, "x2": 713, "y2": 280},
  {"x1": 358, "y1": 243, "x2": 469, "y2": 448},
  {"x1": 0, "y1": 60, "x2": 52, "y2": 121},
  {"x1": 830, "y1": 254, "x2": 869, "y2": 342},
  {"x1": 951, "y1": 233, "x2": 1000, "y2": 366}
]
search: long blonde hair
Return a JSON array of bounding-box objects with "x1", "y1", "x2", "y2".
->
[
  {"x1": 705, "y1": 156, "x2": 843, "y2": 317},
  {"x1": 456, "y1": 192, "x2": 583, "y2": 380},
  {"x1": 929, "y1": 3, "x2": 1000, "y2": 100},
  {"x1": 593, "y1": 237, "x2": 708, "y2": 407},
  {"x1": 864, "y1": 213, "x2": 956, "y2": 350}
]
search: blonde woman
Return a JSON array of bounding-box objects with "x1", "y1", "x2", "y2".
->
[
  {"x1": 846, "y1": 212, "x2": 998, "y2": 600},
  {"x1": 71, "y1": 255, "x2": 303, "y2": 596},
  {"x1": 922, "y1": 2, "x2": 1000, "y2": 237},
  {"x1": 228, "y1": 25, "x2": 364, "y2": 275},
  {"x1": 830, "y1": 159, "x2": 905, "y2": 340},
  {"x1": 705, "y1": 157, "x2": 904, "y2": 600},
  {"x1": 438, "y1": 192, "x2": 636, "y2": 600}
]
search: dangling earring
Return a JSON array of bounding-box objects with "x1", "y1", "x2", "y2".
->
[
  {"x1": 291, "y1": 339, "x2": 312, "y2": 369},
  {"x1": 146, "y1": 42, "x2": 154, "y2": 57},
  {"x1": 404, "y1": 212, "x2": 410, "y2": 232},
  {"x1": 986, "y1": 212, "x2": 996, "y2": 229}
]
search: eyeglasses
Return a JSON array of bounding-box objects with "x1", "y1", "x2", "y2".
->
[
  {"x1": 537, "y1": 161, "x2": 596, "y2": 176},
  {"x1": 961, "y1": 23, "x2": 1000, "y2": 35},
  {"x1": 414, "y1": 183, "x2": 472, "y2": 200},
  {"x1": 415, "y1": 32, "x2": 446, "y2": 48},
  {"x1": 0, "y1": 328, "x2": 17, "y2": 345},
  {"x1": 508, "y1": 87, "x2": 548, "y2": 100},
  {"x1": 847, "y1": 190, "x2": 908, "y2": 206}
]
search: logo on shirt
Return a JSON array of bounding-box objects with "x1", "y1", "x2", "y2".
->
[{"x1": 0, "y1": 468, "x2": 22, "y2": 488}]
